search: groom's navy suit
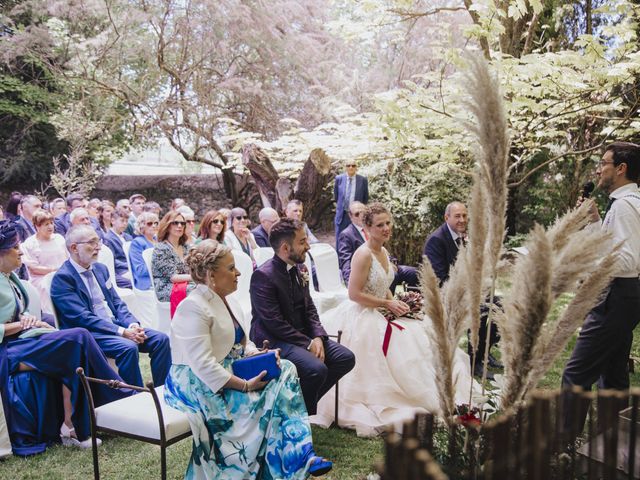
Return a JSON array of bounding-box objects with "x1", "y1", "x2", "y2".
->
[
  {"x1": 250, "y1": 255, "x2": 355, "y2": 414},
  {"x1": 51, "y1": 259, "x2": 171, "y2": 387}
]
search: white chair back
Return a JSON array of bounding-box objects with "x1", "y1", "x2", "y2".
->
[
  {"x1": 141, "y1": 247, "x2": 171, "y2": 334},
  {"x1": 23, "y1": 281, "x2": 42, "y2": 322},
  {"x1": 253, "y1": 247, "x2": 274, "y2": 267},
  {"x1": 97, "y1": 246, "x2": 118, "y2": 286},
  {"x1": 229, "y1": 250, "x2": 253, "y2": 320},
  {"x1": 309, "y1": 243, "x2": 346, "y2": 292},
  {"x1": 98, "y1": 244, "x2": 138, "y2": 317},
  {"x1": 40, "y1": 272, "x2": 59, "y2": 328}
]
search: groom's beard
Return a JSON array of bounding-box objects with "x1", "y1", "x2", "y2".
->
[{"x1": 288, "y1": 250, "x2": 307, "y2": 265}]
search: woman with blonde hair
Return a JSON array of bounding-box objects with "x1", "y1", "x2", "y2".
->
[
  {"x1": 165, "y1": 239, "x2": 332, "y2": 478},
  {"x1": 128, "y1": 211, "x2": 159, "y2": 291}
]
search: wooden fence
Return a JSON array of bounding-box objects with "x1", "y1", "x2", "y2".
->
[{"x1": 376, "y1": 387, "x2": 640, "y2": 480}]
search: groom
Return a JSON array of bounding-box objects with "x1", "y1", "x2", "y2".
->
[{"x1": 250, "y1": 218, "x2": 355, "y2": 414}]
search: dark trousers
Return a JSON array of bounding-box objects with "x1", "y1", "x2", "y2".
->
[
  {"x1": 562, "y1": 278, "x2": 640, "y2": 433},
  {"x1": 390, "y1": 265, "x2": 419, "y2": 292},
  {"x1": 93, "y1": 328, "x2": 171, "y2": 387},
  {"x1": 467, "y1": 298, "x2": 501, "y2": 363},
  {"x1": 275, "y1": 338, "x2": 355, "y2": 415}
]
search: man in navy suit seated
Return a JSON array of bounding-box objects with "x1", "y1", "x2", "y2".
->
[
  {"x1": 251, "y1": 207, "x2": 279, "y2": 248},
  {"x1": 54, "y1": 193, "x2": 104, "y2": 239},
  {"x1": 103, "y1": 208, "x2": 133, "y2": 288},
  {"x1": 424, "y1": 201, "x2": 500, "y2": 379},
  {"x1": 51, "y1": 225, "x2": 171, "y2": 387},
  {"x1": 250, "y1": 218, "x2": 355, "y2": 415},
  {"x1": 334, "y1": 160, "x2": 368, "y2": 247},
  {"x1": 338, "y1": 202, "x2": 418, "y2": 290}
]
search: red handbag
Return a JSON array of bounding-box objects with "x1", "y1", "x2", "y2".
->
[{"x1": 169, "y1": 282, "x2": 188, "y2": 319}]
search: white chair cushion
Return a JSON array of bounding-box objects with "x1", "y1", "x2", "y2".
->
[{"x1": 95, "y1": 385, "x2": 191, "y2": 441}]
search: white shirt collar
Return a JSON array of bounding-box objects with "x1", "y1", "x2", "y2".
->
[
  {"x1": 69, "y1": 257, "x2": 92, "y2": 275},
  {"x1": 610, "y1": 182, "x2": 639, "y2": 199},
  {"x1": 446, "y1": 224, "x2": 460, "y2": 242}
]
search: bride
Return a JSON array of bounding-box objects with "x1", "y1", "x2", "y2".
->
[{"x1": 313, "y1": 203, "x2": 474, "y2": 436}]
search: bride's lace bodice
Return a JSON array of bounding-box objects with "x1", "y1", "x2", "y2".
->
[{"x1": 363, "y1": 249, "x2": 395, "y2": 298}]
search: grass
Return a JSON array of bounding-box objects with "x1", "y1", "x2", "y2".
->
[{"x1": 4, "y1": 298, "x2": 640, "y2": 479}]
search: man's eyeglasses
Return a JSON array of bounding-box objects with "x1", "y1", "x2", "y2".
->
[
  {"x1": 146, "y1": 221, "x2": 159, "y2": 227},
  {"x1": 235, "y1": 215, "x2": 249, "y2": 221},
  {"x1": 76, "y1": 239, "x2": 102, "y2": 248},
  {"x1": 211, "y1": 219, "x2": 224, "y2": 225},
  {"x1": 351, "y1": 211, "x2": 362, "y2": 217},
  {"x1": 170, "y1": 221, "x2": 187, "y2": 227},
  {"x1": 598, "y1": 160, "x2": 616, "y2": 167},
  {"x1": 346, "y1": 164, "x2": 356, "y2": 168}
]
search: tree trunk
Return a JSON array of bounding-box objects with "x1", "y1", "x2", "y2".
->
[
  {"x1": 294, "y1": 148, "x2": 334, "y2": 228},
  {"x1": 275, "y1": 178, "x2": 293, "y2": 213},
  {"x1": 242, "y1": 144, "x2": 279, "y2": 208},
  {"x1": 222, "y1": 168, "x2": 238, "y2": 205}
]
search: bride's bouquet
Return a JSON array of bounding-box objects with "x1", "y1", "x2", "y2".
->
[{"x1": 379, "y1": 290, "x2": 424, "y2": 321}]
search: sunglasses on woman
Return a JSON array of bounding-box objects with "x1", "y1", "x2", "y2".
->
[
  {"x1": 211, "y1": 219, "x2": 224, "y2": 225},
  {"x1": 146, "y1": 221, "x2": 159, "y2": 227},
  {"x1": 234, "y1": 215, "x2": 249, "y2": 220},
  {"x1": 171, "y1": 221, "x2": 187, "y2": 227}
]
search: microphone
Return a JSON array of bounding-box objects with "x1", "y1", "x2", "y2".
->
[{"x1": 581, "y1": 181, "x2": 595, "y2": 199}]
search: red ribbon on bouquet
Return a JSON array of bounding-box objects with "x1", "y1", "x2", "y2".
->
[{"x1": 382, "y1": 319, "x2": 405, "y2": 357}]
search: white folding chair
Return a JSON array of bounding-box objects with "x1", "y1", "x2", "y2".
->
[
  {"x1": 23, "y1": 281, "x2": 42, "y2": 322},
  {"x1": 142, "y1": 248, "x2": 172, "y2": 334},
  {"x1": 124, "y1": 241, "x2": 156, "y2": 329},
  {"x1": 309, "y1": 243, "x2": 349, "y2": 295},
  {"x1": 253, "y1": 247, "x2": 274, "y2": 267},
  {"x1": 98, "y1": 246, "x2": 139, "y2": 316},
  {"x1": 40, "y1": 272, "x2": 59, "y2": 327},
  {"x1": 229, "y1": 250, "x2": 254, "y2": 320},
  {"x1": 305, "y1": 249, "x2": 346, "y2": 315}
]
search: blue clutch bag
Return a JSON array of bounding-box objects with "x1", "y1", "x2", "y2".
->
[{"x1": 232, "y1": 351, "x2": 281, "y2": 382}]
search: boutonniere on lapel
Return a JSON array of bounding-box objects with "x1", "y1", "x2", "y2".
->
[{"x1": 298, "y1": 264, "x2": 310, "y2": 288}]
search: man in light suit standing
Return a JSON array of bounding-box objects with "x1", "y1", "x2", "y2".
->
[
  {"x1": 51, "y1": 225, "x2": 171, "y2": 387},
  {"x1": 334, "y1": 160, "x2": 368, "y2": 247}
]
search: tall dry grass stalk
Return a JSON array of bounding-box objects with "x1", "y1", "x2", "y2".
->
[
  {"x1": 497, "y1": 225, "x2": 553, "y2": 411},
  {"x1": 464, "y1": 175, "x2": 488, "y2": 361},
  {"x1": 420, "y1": 260, "x2": 455, "y2": 424}
]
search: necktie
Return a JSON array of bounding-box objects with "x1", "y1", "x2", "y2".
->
[
  {"x1": 81, "y1": 270, "x2": 113, "y2": 321},
  {"x1": 604, "y1": 197, "x2": 616, "y2": 217},
  {"x1": 345, "y1": 177, "x2": 353, "y2": 210}
]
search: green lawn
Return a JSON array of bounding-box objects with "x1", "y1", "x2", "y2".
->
[{"x1": 3, "y1": 312, "x2": 640, "y2": 479}]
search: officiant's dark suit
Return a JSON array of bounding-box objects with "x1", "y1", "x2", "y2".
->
[{"x1": 250, "y1": 220, "x2": 355, "y2": 415}]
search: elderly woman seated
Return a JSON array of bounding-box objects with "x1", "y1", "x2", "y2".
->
[
  {"x1": 224, "y1": 207, "x2": 258, "y2": 263},
  {"x1": 128, "y1": 212, "x2": 159, "y2": 291},
  {"x1": 151, "y1": 211, "x2": 194, "y2": 304},
  {"x1": 164, "y1": 240, "x2": 333, "y2": 478},
  {"x1": 0, "y1": 221, "x2": 126, "y2": 455},
  {"x1": 20, "y1": 209, "x2": 68, "y2": 301}
]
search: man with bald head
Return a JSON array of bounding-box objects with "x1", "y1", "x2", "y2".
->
[
  {"x1": 424, "y1": 201, "x2": 500, "y2": 379},
  {"x1": 252, "y1": 207, "x2": 279, "y2": 247},
  {"x1": 51, "y1": 225, "x2": 171, "y2": 387}
]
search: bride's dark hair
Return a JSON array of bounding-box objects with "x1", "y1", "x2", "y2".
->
[{"x1": 362, "y1": 202, "x2": 389, "y2": 227}]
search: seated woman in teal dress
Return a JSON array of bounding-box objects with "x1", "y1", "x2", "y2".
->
[
  {"x1": 0, "y1": 221, "x2": 126, "y2": 455},
  {"x1": 164, "y1": 240, "x2": 332, "y2": 479}
]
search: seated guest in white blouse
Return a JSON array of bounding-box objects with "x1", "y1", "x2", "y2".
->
[
  {"x1": 164, "y1": 240, "x2": 333, "y2": 478},
  {"x1": 224, "y1": 207, "x2": 258, "y2": 261},
  {"x1": 21, "y1": 209, "x2": 68, "y2": 299}
]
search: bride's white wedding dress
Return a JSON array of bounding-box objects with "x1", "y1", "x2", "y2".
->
[{"x1": 312, "y1": 250, "x2": 474, "y2": 436}]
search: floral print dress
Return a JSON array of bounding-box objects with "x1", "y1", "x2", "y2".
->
[
  {"x1": 151, "y1": 241, "x2": 195, "y2": 302},
  {"x1": 164, "y1": 326, "x2": 316, "y2": 479}
]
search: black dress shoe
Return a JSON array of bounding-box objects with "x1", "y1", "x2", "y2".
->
[
  {"x1": 488, "y1": 354, "x2": 503, "y2": 369},
  {"x1": 473, "y1": 363, "x2": 495, "y2": 381}
]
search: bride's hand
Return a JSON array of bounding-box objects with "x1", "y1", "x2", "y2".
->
[{"x1": 385, "y1": 299, "x2": 410, "y2": 317}]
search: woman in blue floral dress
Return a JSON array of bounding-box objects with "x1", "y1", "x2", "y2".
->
[{"x1": 164, "y1": 240, "x2": 332, "y2": 479}]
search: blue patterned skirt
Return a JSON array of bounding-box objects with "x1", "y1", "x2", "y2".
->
[{"x1": 164, "y1": 344, "x2": 315, "y2": 479}]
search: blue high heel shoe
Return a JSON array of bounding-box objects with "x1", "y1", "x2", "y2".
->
[{"x1": 308, "y1": 456, "x2": 333, "y2": 477}]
